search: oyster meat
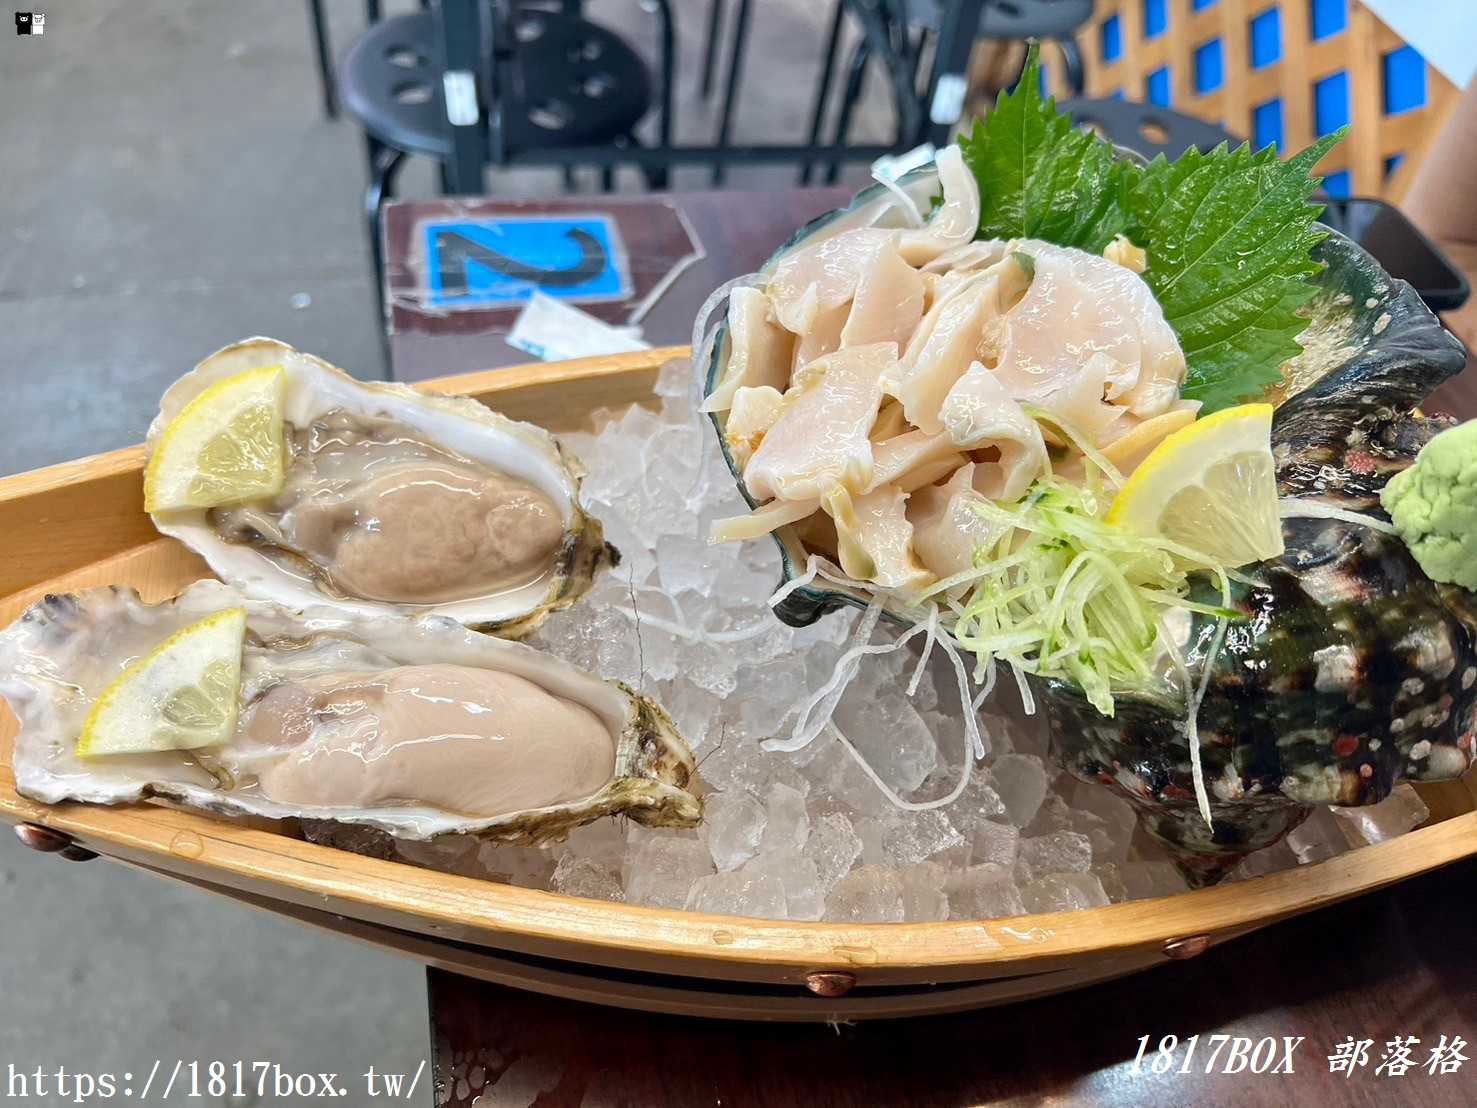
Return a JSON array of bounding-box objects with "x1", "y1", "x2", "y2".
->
[
  {"x1": 0, "y1": 581, "x2": 700, "y2": 842},
  {"x1": 149, "y1": 339, "x2": 611, "y2": 637}
]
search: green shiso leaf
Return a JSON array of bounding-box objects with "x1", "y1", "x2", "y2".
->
[
  {"x1": 1129, "y1": 129, "x2": 1346, "y2": 412},
  {"x1": 959, "y1": 44, "x2": 1134, "y2": 253}
]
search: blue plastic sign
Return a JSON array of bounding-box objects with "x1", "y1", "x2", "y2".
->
[{"x1": 423, "y1": 215, "x2": 631, "y2": 309}]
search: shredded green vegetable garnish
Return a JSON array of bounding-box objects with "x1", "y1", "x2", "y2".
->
[{"x1": 910, "y1": 475, "x2": 1238, "y2": 717}]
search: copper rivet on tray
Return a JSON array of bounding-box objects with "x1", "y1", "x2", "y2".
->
[
  {"x1": 805, "y1": 971, "x2": 856, "y2": 997},
  {"x1": 1163, "y1": 935, "x2": 1210, "y2": 960},
  {"x1": 13, "y1": 823, "x2": 72, "y2": 853}
]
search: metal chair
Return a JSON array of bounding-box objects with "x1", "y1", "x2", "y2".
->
[
  {"x1": 307, "y1": 0, "x2": 415, "y2": 119},
  {"x1": 933, "y1": 0, "x2": 1093, "y2": 93},
  {"x1": 1058, "y1": 96, "x2": 1240, "y2": 161},
  {"x1": 336, "y1": 6, "x2": 659, "y2": 305},
  {"x1": 813, "y1": 0, "x2": 1094, "y2": 183}
]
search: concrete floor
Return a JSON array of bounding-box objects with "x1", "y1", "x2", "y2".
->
[{"x1": 0, "y1": 0, "x2": 889, "y2": 1087}]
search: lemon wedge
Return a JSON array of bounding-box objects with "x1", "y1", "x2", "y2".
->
[
  {"x1": 144, "y1": 366, "x2": 287, "y2": 512},
  {"x1": 1107, "y1": 403, "x2": 1284, "y2": 568},
  {"x1": 75, "y1": 607, "x2": 247, "y2": 758}
]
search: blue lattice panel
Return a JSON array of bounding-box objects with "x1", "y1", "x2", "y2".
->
[{"x1": 1064, "y1": 0, "x2": 1461, "y2": 200}]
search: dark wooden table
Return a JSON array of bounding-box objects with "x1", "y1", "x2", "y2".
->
[
  {"x1": 427, "y1": 859, "x2": 1477, "y2": 1107},
  {"x1": 383, "y1": 188, "x2": 853, "y2": 383},
  {"x1": 400, "y1": 186, "x2": 1477, "y2": 1106}
]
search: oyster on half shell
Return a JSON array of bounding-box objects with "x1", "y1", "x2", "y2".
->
[
  {"x1": 0, "y1": 581, "x2": 700, "y2": 843},
  {"x1": 148, "y1": 339, "x2": 611, "y2": 638}
]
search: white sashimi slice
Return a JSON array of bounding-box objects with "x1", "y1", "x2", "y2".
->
[
  {"x1": 887, "y1": 272, "x2": 998, "y2": 434},
  {"x1": 702, "y1": 286, "x2": 794, "y2": 413},
  {"x1": 907, "y1": 463, "x2": 1003, "y2": 581},
  {"x1": 722, "y1": 384, "x2": 787, "y2": 467},
  {"x1": 869, "y1": 398, "x2": 909, "y2": 442},
  {"x1": 889, "y1": 253, "x2": 1033, "y2": 435},
  {"x1": 710, "y1": 496, "x2": 822, "y2": 544},
  {"x1": 824, "y1": 484, "x2": 935, "y2": 591},
  {"x1": 1117, "y1": 346, "x2": 1191, "y2": 418},
  {"x1": 866, "y1": 429, "x2": 967, "y2": 493},
  {"x1": 897, "y1": 146, "x2": 980, "y2": 266},
  {"x1": 938, "y1": 362, "x2": 1049, "y2": 501},
  {"x1": 923, "y1": 268, "x2": 979, "y2": 311},
  {"x1": 742, "y1": 343, "x2": 896, "y2": 502},
  {"x1": 840, "y1": 241, "x2": 925, "y2": 350},
  {"x1": 1031, "y1": 352, "x2": 1130, "y2": 445},
  {"x1": 768, "y1": 227, "x2": 892, "y2": 334},
  {"x1": 920, "y1": 239, "x2": 1010, "y2": 274},
  {"x1": 793, "y1": 300, "x2": 850, "y2": 372},
  {"x1": 988, "y1": 240, "x2": 1186, "y2": 419}
]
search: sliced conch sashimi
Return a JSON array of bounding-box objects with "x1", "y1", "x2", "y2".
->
[
  {"x1": 1030, "y1": 352, "x2": 1131, "y2": 444},
  {"x1": 710, "y1": 496, "x2": 821, "y2": 544},
  {"x1": 702, "y1": 286, "x2": 794, "y2": 413},
  {"x1": 987, "y1": 241, "x2": 1187, "y2": 420},
  {"x1": 866, "y1": 429, "x2": 967, "y2": 494},
  {"x1": 938, "y1": 362, "x2": 1049, "y2": 501},
  {"x1": 792, "y1": 300, "x2": 850, "y2": 371},
  {"x1": 896, "y1": 145, "x2": 980, "y2": 266},
  {"x1": 1099, "y1": 404, "x2": 1200, "y2": 473},
  {"x1": 888, "y1": 254, "x2": 1033, "y2": 434},
  {"x1": 920, "y1": 238, "x2": 1010, "y2": 275},
  {"x1": 722, "y1": 384, "x2": 787, "y2": 466},
  {"x1": 907, "y1": 463, "x2": 1002, "y2": 581},
  {"x1": 742, "y1": 342, "x2": 896, "y2": 502},
  {"x1": 704, "y1": 152, "x2": 1196, "y2": 604},
  {"x1": 767, "y1": 227, "x2": 893, "y2": 334},
  {"x1": 840, "y1": 240, "x2": 926, "y2": 350},
  {"x1": 825, "y1": 484, "x2": 935, "y2": 591}
]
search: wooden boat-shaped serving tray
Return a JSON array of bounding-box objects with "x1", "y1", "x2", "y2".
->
[{"x1": 3, "y1": 348, "x2": 1475, "y2": 1021}]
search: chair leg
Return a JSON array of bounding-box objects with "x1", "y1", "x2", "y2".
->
[
  {"x1": 650, "y1": 0, "x2": 675, "y2": 188},
  {"x1": 625, "y1": 134, "x2": 668, "y2": 191},
  {"x1": 364, "y1": 137, "x2": 407, "y2": 324},
  {"x1": 712, "y1": 0, "x2": 753, "y2": 186},
  {"x1": 700, "y1": 0, "x2": 725, "y2": 99},
  {"x1": 826, "y1": 38, "x2": 872, "y2": 185},
  {"x1": 1059, "y1": 36, "x2": 1086, "y2": 97},
  {"x1": 643, "y1": 162, "x2": 669, "y2": 191},
  {"x1": 307, "y1": 0, "x2": 337, "y2": 119},
  {"x1": 366, "y1": 0, "x2": 382, "y2": 22},
  {"x1": 801, "y1": 0, "x2": 846, "y2": 185}
]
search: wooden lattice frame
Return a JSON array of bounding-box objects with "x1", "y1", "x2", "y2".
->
[{"x1": 1045, "y1": 0, "x2": 1460, "y2": 201}]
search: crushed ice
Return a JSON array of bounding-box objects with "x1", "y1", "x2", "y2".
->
[{"x1": 388, "y1": 359, "x2": 1430, "y2": 920}]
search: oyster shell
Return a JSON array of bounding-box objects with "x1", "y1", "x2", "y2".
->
[
  {"x1": 0, "y1": 581, "x2": 700, "y2": 843},
  {"x1": 148, "y1": 338, "x2": 611, "y2": 638}
]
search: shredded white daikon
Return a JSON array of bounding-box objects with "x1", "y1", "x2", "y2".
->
[
  {"x1": 1278, "y1": 497, "x2": 1397, "y2": 534},
  {"x1": 759, "y1": 554, "x2": 988, "y2": 807},
  {"x1": 1181, "y1": 568, "x2": 1232, "y2": 828},
  {"x1": 821, "y1": 607, "x2": 984, "y2": 810},
  {"x1": 870, "y1": 168, "x2": 926, "y2": 229}
]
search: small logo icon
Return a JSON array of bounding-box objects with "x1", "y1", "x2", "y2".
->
[{"x1": 15, "y1": 11, "x2": 42, "y2": 34}]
